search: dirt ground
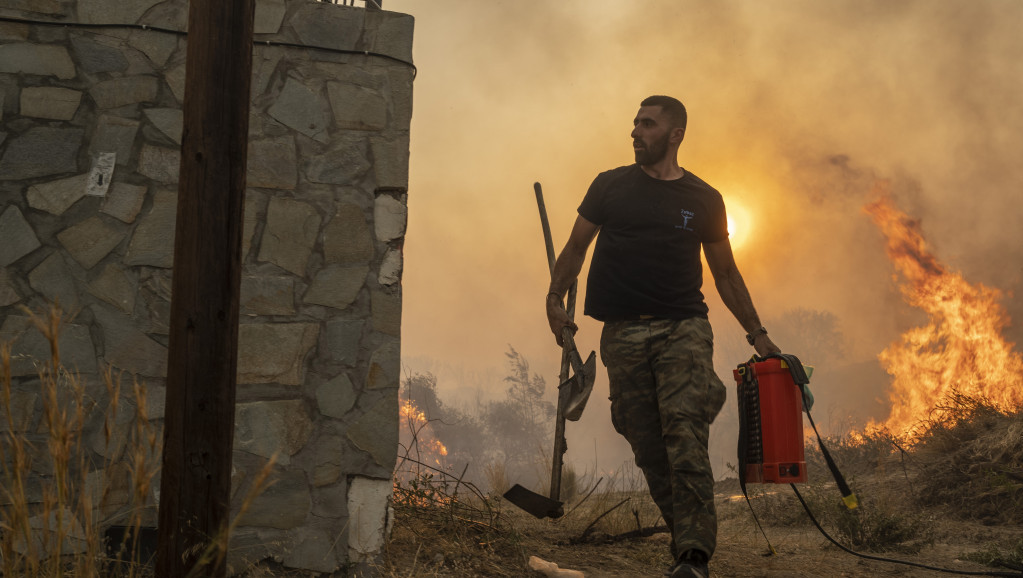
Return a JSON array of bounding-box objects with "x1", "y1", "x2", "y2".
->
[{"x1": 382, "y1": 483, "x2": 1021, "y2": 578}]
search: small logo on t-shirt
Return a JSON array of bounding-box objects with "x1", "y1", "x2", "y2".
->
[{"x1": 677, "y1": 209, "x2": 696, "y2": 231}]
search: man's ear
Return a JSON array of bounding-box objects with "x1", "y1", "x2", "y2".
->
[{"x1": 670, "y1": 127, "x2": 685, "y2": 144}]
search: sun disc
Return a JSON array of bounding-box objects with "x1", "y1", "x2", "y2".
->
[{"x1": 727, "y1": 202, "x2": 752, "y2": 250}]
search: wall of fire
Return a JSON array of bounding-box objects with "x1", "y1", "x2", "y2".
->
[{"x1": 0, "y1": 0, "x2": 412, "y2": 573}]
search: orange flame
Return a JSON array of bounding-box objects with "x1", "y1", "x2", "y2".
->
[
  {"x1": 864, "y1": 189, "x2": 1023, "y2": 435},
  {"x1": 398, "y1": 395, "x2": 448, "y2": 466}
]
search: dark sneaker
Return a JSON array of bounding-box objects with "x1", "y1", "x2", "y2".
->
[
  {"x1": 671, "y1": 550, "x2": 709, "y2": 578},
  {"x1": 670, "y1": 561, "x2": 708, "y2": 578}
]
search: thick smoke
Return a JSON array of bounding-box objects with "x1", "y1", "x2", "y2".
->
[{"x1": 389, "y1": 0, "x2": 1023, "y2": 480}]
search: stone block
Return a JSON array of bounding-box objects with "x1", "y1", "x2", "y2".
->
[
  {"x1": 165, "y1": 62, "x2": 186, "y2": 104},
  {"x1": 321, "y1": 318, "x2": 364, "y2": 367},
  {"x1": 0, "y1": 127, "x2": 83, "y2": 180},
  {"x1": 57, "y1": 216, "x2": 126, "y2": 270},
  {"x1": 0, "y1": 205, "x2": 41, "y2": 267},
  {"x1": 140, "y1": 383, "x2": 166, "y2": 420},
  {"x1": 0, "y1": 22, "x2": 30, "y2": 42},
  {"x1": 291, "y1": 2, "x2": 363, "y2": 52},
  {"x1": 17, "y1": 508, "x2": 88, "y2": 556},
  {"x1": 237, "y1": 322, "x2": 318, "y2": 385},
  {"x1": 26, "y1": 174, "x2": 90, "y2": 216},
  {"x1": 268, "y1": 77, "x2": 330, "y2": 142},
  {"x1": 303, "y1": 265, "x2": 368, "y2": 310},
  {"x1": 366, "y1": 339, "x2": 399, "y2": 390},
  {"x1": 312, "y1": 475, "x2": 347, "y2": 511},
  {"x1": 347, "y1": 390, "x2": 398, "y2": 470},
  {"x1": 251, "y1": 46, "x2": 284, "y2": 97},
  {"x1": 237, "y1": 468, "x2": 311, "y2": 530},
  {"x1": 0, "y1": 390, "x2": 36, "y2": 432},
  {"x1": 305, "y1": 433, "x2": 351, "y2": 490},
  {"x1": 88, "y1": 395, "x2": 136, "y2": 460},
  {"x1": 128, "y1": 28, "x2": 178, "y2": 67},
  {"x1": 234, "y1": 400, "x2": 313, "y2": 466},
  {"x1": 0, "y1": 268, "x2": 20, "y2": 306},
  {"x1": 370, "y1": 135, "x2": 410, "y2": 190},
  {"x1": 91, "y1": 115, "x2": 139, "y2": 166},
  {"x1": 366, "y1": 11, "x2": 414, "y2": 63},
  {"x1": 316, "y1": 372, "x2": 357, "y2": 419},
  {"x1": 254, "y1": 0, "x2": 286, "y2": 34},
  {"x1": 78, "y1": 0, "x2": 161, "y2": 25},
  {"x1": 138, "y1": 267, "x2": 172, "y2": 335},
  {"x1": 323, "y1": 204, "x2": 374, "y2": 265},
  {"x1": 242, "y1": 189, "x2": 265, "y2": 261},
  {"x1": 347, "y1": 476, "x2": 392, "y2": 561},
  {"x1": 90, "y1": 76, "x2": 159, "y2": 110},
  {"x1": 302, "y1": 134, "x2": 370, "y2": 185},
  {"x1": 247, "y1": 135, "x2": 297, "y2": 190},
  {"x1": 0, "y1": 44, "x2": 75, "y2": 79},
  {"x1": 70, "y1": 33, "x2": 129, "y2": 74},
  {"x1": 327, "y1": 82, "x2": 386, "y2": 131},
  {"x1": 101, "y1": 182, "x2": 147, "y2": 223},
  {"x1": 138, "y1": 0, "x2": 187, "y2": 31},
  {"x1": 20, "y1": 87, "x2": 82, "y2": 120},
  {"x1": 388, "y1": 67, "x2": 414, "y2": 129},
  {"x1": 283, "y1": 526, "x2": 340, "y2": 573},
  {"x1": 125, "y1": 189, "x2": 176, "y2": 268},
  {"x1": 374, "y1": 194, "x2": 407, "y2": 242},
  {"x1": 142, "y1": 107, "x2": 183, "y2": 144},
  {"x1": 377, "y1": 247, "x2": 402, "y2": 286},
  {"x1": 308, "y1": 62, "x2": 382, "y2": 90},
  {"x1": 28, "y1": 251, "x2": 79, "y2": 309},
  {"x1": 93, "y1": 305, "x2": 168, "y2": 378},
  {"x1": 137, "y1": 144, "x2": 180, "y2": 183},
  {"x1": 370, "y1": 289, "x2": 401, "y2": 337},
  {"x1": 87, "y1": 263, "x2": 137, "y2": 314},
  {"x1": 226, "y1": 527, "x2": 287, "y2": 575},
  {"x1": 258, "y1": 197, "x2": 320, "y2": 277},
  {"x1": 0, "y1": 315, "x2": 97, "y2": 377},
  {"x1": 240, "y1": 275, "x2": 295, "y2": 316},
  {"x1": 314, "y1": 462, "x2": 342, "y2": 489},
  {"x1": 1, "y1": 0, "x2": 61, "y2": 15}
]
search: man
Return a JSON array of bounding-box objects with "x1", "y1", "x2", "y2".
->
[{"x1": 545, "y1": 95, "x2": 780, "y2": 578}]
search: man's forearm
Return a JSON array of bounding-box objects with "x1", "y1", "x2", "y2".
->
[
  {"x1": 548, "y1": 243, "x2": 587, "y2": 298},
  {"x1": 714, "y1": 263, "x2": 764, "y2": 334}
]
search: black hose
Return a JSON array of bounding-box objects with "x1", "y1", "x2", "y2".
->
[{"x1": 790, "y1": 483, "x2": 1023, "y2": 577}]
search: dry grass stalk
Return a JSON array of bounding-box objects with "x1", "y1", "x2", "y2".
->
[{"x1": 0, "y1": 306, "x2": 160, "y2": 576}]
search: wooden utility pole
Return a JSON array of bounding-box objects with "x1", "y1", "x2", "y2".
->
[{"x1": 155, "y1": 0, "x2": 254, "y2": 576}]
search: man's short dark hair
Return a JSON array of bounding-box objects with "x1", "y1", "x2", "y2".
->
[{"x1": 641, "y1": 95, "x2": 687, "y2": 137}]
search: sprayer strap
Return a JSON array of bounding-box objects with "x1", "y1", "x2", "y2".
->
[
  {"x1": 765, "y1": 352, "x2": 858, "y2": 509},
  {"x1": 735, "y1": 359, "x2": 776, "y2": 556}
]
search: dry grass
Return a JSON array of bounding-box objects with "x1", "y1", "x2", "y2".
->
[
  {"x1": 911, "y1": 391, "x2": 1023, "y2": 525},
  {"x1": 0, "y1": 306, "x2": 275, "y2": 577},
  {"x1": 384, "y1": 431, "x2": 672, "y2": 578},
  {"x1": 1, "y1": 307, "x2": 160, "y2": 577},
  {"x1": 382, "y1": 386, "x2": 1023, "y2": 576}
]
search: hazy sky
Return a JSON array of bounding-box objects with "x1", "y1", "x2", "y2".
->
[{"x1": 384, "y1": 0, "x2": 1023, "y2": 476}]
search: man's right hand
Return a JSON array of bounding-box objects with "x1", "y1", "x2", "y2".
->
[{"x1": 546, "y1": 295, "x2": 577, "y2": 347}]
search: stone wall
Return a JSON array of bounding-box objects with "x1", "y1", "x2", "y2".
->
[{"x1": 0, "y1": 0, "x2": 412, "y2": 573}]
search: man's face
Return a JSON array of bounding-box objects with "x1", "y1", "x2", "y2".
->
[{"x1": 631, "y1": 105, "x2": 672, "y2": 166}]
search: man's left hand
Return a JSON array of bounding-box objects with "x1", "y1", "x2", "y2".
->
[{"x1": 753, "y1": 334, "x2": 781, "y2": 357}]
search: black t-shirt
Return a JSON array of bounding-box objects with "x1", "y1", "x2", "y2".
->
[{"x1": 578, "y1": 164, "x2": 728, "y2": 322}]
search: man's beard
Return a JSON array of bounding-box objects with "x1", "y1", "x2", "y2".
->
[{"x1": 634, "y1": 132, "x2": 670, "y2": 166}]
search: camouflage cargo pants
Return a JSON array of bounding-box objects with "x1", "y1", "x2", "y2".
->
[{"x1": 600, "y1": 316, "x2": 727, "y2": 560}]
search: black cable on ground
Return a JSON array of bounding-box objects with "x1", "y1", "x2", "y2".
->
[
  {"x1": 790, "y1": 483, "x2": 1023, "y2": 578},
  {"x1": 0, "y1": 14, "x2": 417, "y2": 78}
]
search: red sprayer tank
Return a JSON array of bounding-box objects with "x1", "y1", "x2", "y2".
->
[{"x1": 733, "y1": 357, "x2": 807, "y2": 484}]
